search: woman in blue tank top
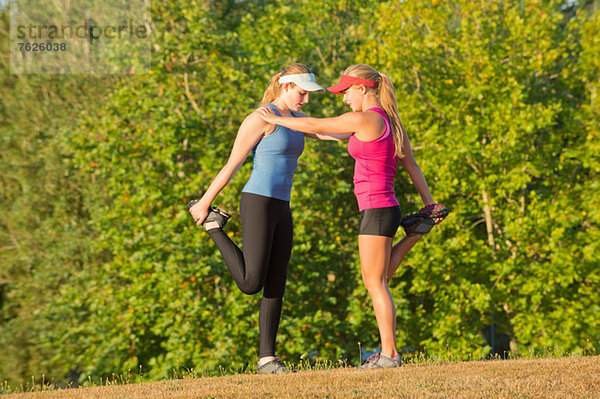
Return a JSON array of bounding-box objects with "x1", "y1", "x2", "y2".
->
[{"x1": 188, "y1": 63, "x2": 328, "y2": 374}]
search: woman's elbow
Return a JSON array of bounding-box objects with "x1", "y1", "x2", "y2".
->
[{"x1": 399, "y1": 156, "x2": 418, "y2": 170}]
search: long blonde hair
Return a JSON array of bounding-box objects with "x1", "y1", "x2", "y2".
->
[
  {"x1": 260, "y1": 63, "x2": 313, "y2": 105},
  {"x1": 344, "y1": 64, "x2": 406, "y2": 158}
]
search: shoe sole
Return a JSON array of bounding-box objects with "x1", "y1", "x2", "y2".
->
[
  {"x1": 403, "y1": 218, "x2": 435, "y2": 236},
  {"x1": 411, "y1": 219, "x2": 435, "y2": 234}
]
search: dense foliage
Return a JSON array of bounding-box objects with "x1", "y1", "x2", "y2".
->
[{"x1": 1, "y1": 0, "x2": 598, "y2": 386}]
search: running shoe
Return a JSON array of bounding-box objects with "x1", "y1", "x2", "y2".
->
[
  {"x1": 257, "y1": 357, "x2": 289, "y2": 374},
  {"x1": 400, "y1": 202, "x2": 450, "y2": 236},
  {"x1": 187, "y1": 200, "x2": 231, "y2": 230},
  {"x1": 407, "y1": 218, "x2": 435, "y2": 235},
  {"x1": 358, "y1": 353, "x2": 402, "y2": 369},
  {"x1": 419, "y1": 203, "x2": 450, "y2": 220},
  {"x1": 202, "y1": 206, "x2": 231, "y2": 230},
  {"x1": 374, "y1": 353, "x2": 402, "y2": 368},
  {"x1": 357, "y1": 352, "x2": 381, "y2": 369}
]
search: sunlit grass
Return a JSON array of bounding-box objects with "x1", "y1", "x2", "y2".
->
[
  {"x1": 1, "y1": 345, "x2": 597, "y2": 395},
  {"x1": 2, "y1": 355, "x2": 598, "y2": 398}
]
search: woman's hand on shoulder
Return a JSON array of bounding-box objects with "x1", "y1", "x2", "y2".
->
[
  {"x1": 242, "y1": 108, "x2": 272, "y2": 132},
  {"x1": 234, "y1": 108, "x2": 276, "y2": 140},
  {"x1": 256, "y1": 105, "x2": 280, "y2": 125}
]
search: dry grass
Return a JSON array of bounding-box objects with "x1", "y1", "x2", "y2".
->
[{"x1": 4, "y1": 356, "x2": 599, "y2": 399}]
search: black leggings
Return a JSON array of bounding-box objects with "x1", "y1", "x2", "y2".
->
[{"x1": 207, "y1": 192, "x2": 293, "y2": 358}]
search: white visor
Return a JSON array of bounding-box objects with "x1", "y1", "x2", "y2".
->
[{"x1": 278, "y1": 73, "x2": 325, "y2": 92}]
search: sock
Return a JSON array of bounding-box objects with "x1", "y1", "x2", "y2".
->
[{"x1": 203, "y1": 221, "x2": 221, "y2": 230}]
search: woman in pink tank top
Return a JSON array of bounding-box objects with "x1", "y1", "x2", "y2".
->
[{"x1": 258, "y1": 64, "x2": 445, "y2": 369}]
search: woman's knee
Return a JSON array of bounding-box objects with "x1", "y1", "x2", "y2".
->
[
  {"x1": 237, "y1": 279, "x2": 264, "y2": 295},
  {"x1": 263, "y1": 285, "x2": 285, "y2": 299},
  {"x1": 362, "y1": 274, "x2": 388, "y2": 292}
]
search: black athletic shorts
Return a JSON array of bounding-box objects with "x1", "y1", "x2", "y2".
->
[{"x1": 359, "y1": 205, "x2": 402, "y2": 237}]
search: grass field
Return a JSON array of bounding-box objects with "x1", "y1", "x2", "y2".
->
[{"x1": 4, "y1": 356, "x2": 599, "y2": 398}]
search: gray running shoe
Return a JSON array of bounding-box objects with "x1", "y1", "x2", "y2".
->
[
  {"x1": 202, "y1": 206, "x2": 231, "y2": 230},
  {"x1": 257, "y1": 357, "x2": 289, "y2": 374},
  {"x1": 374, "y1": 354, "x2": 402, "y2": 368},
  {"x1": 358, "y1": 353, "x2": 402, "y2": 369},
  {"x1": 357, "y1": 352, "x2": 381, "y2": 369}
]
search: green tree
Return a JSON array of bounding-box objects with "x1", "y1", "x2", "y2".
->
[{"x1": 0, "y1": 8, "x2": 118, "y2": 384}]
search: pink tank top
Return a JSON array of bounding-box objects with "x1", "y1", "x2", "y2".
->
[{"x1": 347, "y1": 107, "x2": 399, "y2": 211}]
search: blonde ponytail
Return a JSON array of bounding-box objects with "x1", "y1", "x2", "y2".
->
[
  {"x1": 260, "y1": 73, "x2": 283, "y2": 105},
  {"x1": 343, "y1": 64, "x2": 405, "y2": 158},
  {"x1": 260, "y1": 63, "x2": 314, "y2": 105},
  {"x1": 379, "y1": 73, "x2": 405, "y2": 159}
]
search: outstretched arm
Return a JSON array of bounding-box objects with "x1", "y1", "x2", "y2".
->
[
  {"x1": 189, "y1": 111, "x2": 268, "y2": 224},
  {"x1": 256, "y1": 105, "x2": 379, "y2": 140},
  {"x1": 304, "y1": 132, "x2": 353, "y2": 141},
  {"x1": 289, "y1": 111, "x2": 352, "y2": 141}
]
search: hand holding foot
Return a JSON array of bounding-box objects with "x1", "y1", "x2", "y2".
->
[
  {"x1": 187, "y1": 200, "x2": 231, "y2": 230},
  {"x1": 400, "y1": 203, "x2": 450, "y2": 236},
  {"x1": 187, "y1": 199, "x2": 209, "y2": 226}
]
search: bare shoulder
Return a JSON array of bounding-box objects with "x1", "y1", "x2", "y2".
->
[
  {"x1": 364, "y1": 108, "x2": 386, "y2": 120},
  {"x1": 241, "y1": 109, "x2": 268, "y2": 128},
  {"x1": 349, "y1": 110, "x2": 385, "y2": 141},
  {"x1": 246, "y1": 108, "x2": 268, "y2": 123},
  {"x1": 241, "y1": 107, "x2": 275, "y2": 136},
  {"x1": 342, "y1": 111, "x2": 375, "y2": 125},
  {"x1": 364, "y1": 108, "x2": 386, "y2": 128}
]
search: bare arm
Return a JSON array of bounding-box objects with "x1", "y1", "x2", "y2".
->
[
  {"x1": 291, "y1": 111, "x2": 352, "y2": 141},
  {"x1": 399, "y1": 131, "x2": 435, "y2": 206},
  {"x1": 257, "y1": 105, "x2": 380, "y2": 141},
  {"x1": 304, "y1": 132, "x2": 353, "y2": 141},
  {"x1": 189, "y1": 111, "x2": 269, "y2": 224}
]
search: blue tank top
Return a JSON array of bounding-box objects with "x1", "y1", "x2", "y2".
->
[{"x1": 242, "y1": 103, "x2": 305, "y2": 201}]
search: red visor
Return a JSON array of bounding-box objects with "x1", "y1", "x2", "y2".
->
[{"x1": 327, "y1": 75, "x2": 379, "y2": 94}]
